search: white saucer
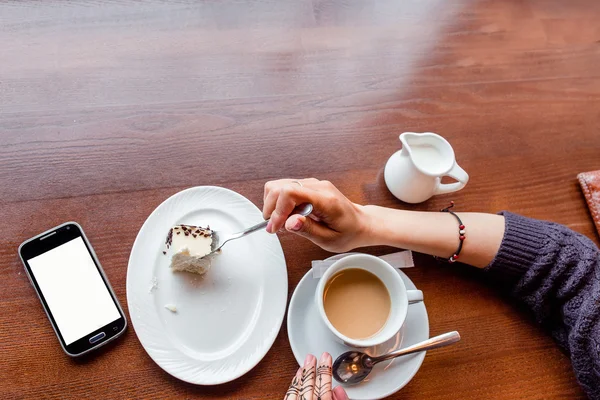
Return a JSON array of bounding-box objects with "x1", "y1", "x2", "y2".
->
[
  {"x1": 287, "y1": 254, "x2": 429, "y2": 400},
  {"x1": 127, "y1": 186, "x2": 287, "y2": 385}
]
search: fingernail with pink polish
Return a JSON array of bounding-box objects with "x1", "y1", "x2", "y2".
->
[
  {"x1": 266, "y1": 220, "x2": 273, "y2": 233},
  {"x1": 320, "y1": 352, "x2": 331, "y2": 364},
  {"x1": 290, "y1": 218, "x2": 303, "y2": 231},
  {"x1": 304, "y1": 354, "x2": 316, "y2": 367}
]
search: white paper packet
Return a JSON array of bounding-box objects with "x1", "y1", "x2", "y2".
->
[{"x1": 311, "y1": 250, "x2": 414, "y2": 279}]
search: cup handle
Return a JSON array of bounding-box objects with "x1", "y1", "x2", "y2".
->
[
  {"x1": 434, "y1": 163, "x2": 469, "y2": 195},
  {"x1": 407, "y1": 289, "x2": 423, "y2": 304}
]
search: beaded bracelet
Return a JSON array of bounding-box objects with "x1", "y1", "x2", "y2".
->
[{"x1": 436, "y1": 201, "x2": 465, "y2": 263}]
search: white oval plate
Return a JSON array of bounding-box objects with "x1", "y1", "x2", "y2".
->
[
  {"x1": 127, "y1": 186, "x2": 287, "y2": 385},
  {"x1": 287, "y1": 254, "x2": 429, "y2": 400}
]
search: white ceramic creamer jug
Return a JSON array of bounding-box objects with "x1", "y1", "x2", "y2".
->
[{"x1": 384, "y1": 132, "x2": 469, "y2": 203}]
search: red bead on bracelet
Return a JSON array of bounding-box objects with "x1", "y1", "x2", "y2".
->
[{"x1": 435, "y1": 202, "x2": 466, "y2": 263}]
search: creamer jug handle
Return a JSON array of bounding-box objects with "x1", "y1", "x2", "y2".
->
[{"x1": 434, "y1": 163, "x2": 469, "y2": 195}]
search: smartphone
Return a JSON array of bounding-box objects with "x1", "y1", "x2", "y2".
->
[{"x1": 18, "y1": 222, "x2": 127, "y2": 357}]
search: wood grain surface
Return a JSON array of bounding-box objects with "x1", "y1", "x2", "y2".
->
[{"x1": 2, "y1": 0, "x2": 599, "y2": 398}]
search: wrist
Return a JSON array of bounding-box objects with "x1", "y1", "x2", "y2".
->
[
  {"x1": 354, "y1": 204, "x2": 402, "y2": 247},
  {"x1": 351, "y1": 204, "x2": 373, "y2": 247}
]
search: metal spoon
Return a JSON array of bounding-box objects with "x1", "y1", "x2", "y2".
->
[
  {"x1": 333, "y1": 331, "x2": 461, "y2": 384},
  {"x1": 208, "y1": 203, "x2": 313, "y2": 255}
]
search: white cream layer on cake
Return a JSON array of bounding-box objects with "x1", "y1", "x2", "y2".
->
[{"x1": 164, "y1": 225, "x2": 215, "y2": 275}]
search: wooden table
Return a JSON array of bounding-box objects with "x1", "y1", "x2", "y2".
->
[{"x1": 2, "y1": 0, "x2": 599, "y2": 398}]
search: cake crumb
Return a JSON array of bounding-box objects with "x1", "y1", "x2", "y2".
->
[
  {"x1": 149, "y1": 276, "x2": 158, "y2": 293},
  {"x1": 164, "y1": 304, "x2": 177, "y2": 313}
]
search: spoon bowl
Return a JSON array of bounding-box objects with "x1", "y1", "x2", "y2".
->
[{"x1": 333, "y1": 331, "x2": 460, "y2": 385}]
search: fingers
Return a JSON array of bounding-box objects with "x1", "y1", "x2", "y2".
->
[
  {"x1": 263, "y1": 179, "x2": 293, "y2": 219},
  {"x1": 284, "y1": 215, "x2": 331, "y2": 237},
  {"x1": 313, "y1": 352, "x2": 333, "y2": 400},
  {"x1": 263, "y1": 181, "x2": 305, "y2": 223},
  {"x1": 262, "y1": 178, "x2": 321, "y2": 220},
  {"x1": 268, "y1": 185, "x2": 316, "y2": 233},
  {"x1": 286, "y1": 352, "x2": 346, "y2": 400},
  {"x1": 332, "y1": 386, "x2": 349, "y2": 400},
  {"x1": 263, "y1": 178, "x2": 355, "y2": 250},
  {"x1": 284, "y1": 365, "x2": 303, "y2": 400},
  {"x1": 264, "y1": 188, "x2": 282, "y2": 221},
  {"x1": 285, "y1": 214, "x2": 337, "y2": 251},
  {"x1": 299, "y1": 354, "x2": 317, "y2": 400}
]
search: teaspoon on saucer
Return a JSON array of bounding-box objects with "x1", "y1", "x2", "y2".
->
[
  {"x1": 333, "y1": 331, "x2": 461, "y2": 384},
  {"x1": 208, "y1": 203, "x2": 313, "y2": 255}
]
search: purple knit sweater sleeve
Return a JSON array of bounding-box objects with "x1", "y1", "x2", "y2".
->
[{"x1": 485, "y1": 212, "x2": 600, "y2": 399}]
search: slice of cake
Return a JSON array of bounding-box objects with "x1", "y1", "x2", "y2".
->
[{"x1": 164, "y1": 225, "x2": 216, "y2": 275}]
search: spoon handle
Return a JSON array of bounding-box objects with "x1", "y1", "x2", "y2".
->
[
  {"x1": 236, "y1": 220, "x2": 269, "y2": 239},
  {"x1": 371, "y1": 331, "x2": 461, "y2": 365},
  {"x1": 232, "y1": 203, "x2": 313, "y2": 239}
]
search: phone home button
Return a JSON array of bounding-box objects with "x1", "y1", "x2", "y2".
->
[{"x1": 89, "y1": 332, "x2": 106, "y2": 344}]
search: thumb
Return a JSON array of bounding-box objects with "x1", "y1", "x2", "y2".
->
[
  {"x1": 333, "y1": 386, "x2": 348, "y2": 400},
  {"x1": 285, "y1": 214, "x2": 334, "y2": 243},
  {"x1": 333, "y1": 386, "x2": 349, "y2": 400}
]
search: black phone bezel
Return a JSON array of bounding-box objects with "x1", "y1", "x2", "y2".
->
[{"x1": 19, "y1": 222, "x2": 127, "y2": 356}]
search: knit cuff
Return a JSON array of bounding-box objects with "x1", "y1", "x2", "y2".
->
[{"x1": 484, "y1": 211, "x2": 551, "y2": 283}]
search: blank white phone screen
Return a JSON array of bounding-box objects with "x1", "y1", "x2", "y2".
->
[{"x1": 28, "y1": 237, "x2": 120, "y2": 345}]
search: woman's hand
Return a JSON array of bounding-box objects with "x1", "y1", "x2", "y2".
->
[
  {"x1": 284, "y1": 353, "x2": 349, "y2": 400},
  {"x1": 263, "y1": 178, "x2": 369, "y2": 252}
]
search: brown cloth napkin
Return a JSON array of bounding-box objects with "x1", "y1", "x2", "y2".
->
[{"x1": 578, "y1": 170, "x2": 600, "y2": 236}]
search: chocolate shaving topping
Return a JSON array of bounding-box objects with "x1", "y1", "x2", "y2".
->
[
  {"x1": 169, "y1": 224, "x2": 211, "y2": 247},
  {"x1": 165, "y1": 228, "x2": 173, "y2": 247}
]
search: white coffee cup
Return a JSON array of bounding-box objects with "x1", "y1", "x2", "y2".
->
[{"x1": 315, "y1": 253, "x2": 423, "y2": 348}]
